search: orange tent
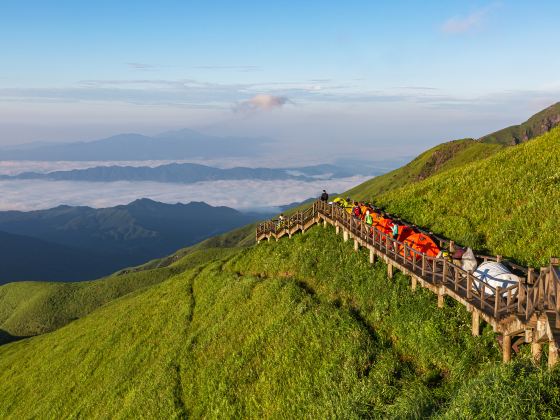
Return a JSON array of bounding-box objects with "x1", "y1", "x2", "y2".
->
[
  {"x1": 397, "y1": 225, "x2": 415, "y2": 243},
  {"x1": 401, "y1": 233, "x2": 440, "y2": 260},
  {"x1": 370, "y1": 211, "x2": 384, "y2": 225},
  {"x1": 374, "y1": 218, "x2": 394, "y2": 235}
]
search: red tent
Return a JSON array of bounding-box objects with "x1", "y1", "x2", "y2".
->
[
  {"x1": 401, "y1": 233, "x2": 440, "y2": 260},
  {"x1": 397, "y1": 225, "x2": 415, "y2": 243},
  {"x1": 374, "y1": 218, "x2": 394, "y2": 235}
]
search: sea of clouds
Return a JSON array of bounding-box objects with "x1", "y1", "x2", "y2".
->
[{"x1": 0, "y1": 176, "x2": 368, "y2": 212}]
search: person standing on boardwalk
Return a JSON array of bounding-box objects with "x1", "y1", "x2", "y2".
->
[
  {"x1": 365, "y1": 210, "x2": 373, "y2": 226},
  {"x1": 352, "y1": 202, "x2": 361, "y2": 219},
  {"x1": 391, "y1": 221, "x2": 399, "y2": 240},
  {"x1": 320, "y1": 190, "x2": 329, "y2": 202}
]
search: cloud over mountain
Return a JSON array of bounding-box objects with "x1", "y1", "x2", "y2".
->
[{"x1": 234, "y1": 94, "x2": 290, "y2": 113}]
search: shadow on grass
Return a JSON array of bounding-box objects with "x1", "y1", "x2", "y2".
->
[{"x1": 0, "y1": 329, "x2": 28, "y2": 346}]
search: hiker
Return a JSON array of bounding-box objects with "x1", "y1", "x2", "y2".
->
[
  {"x1": 276, "y1": 213, "x2": 286, "y2": 229},
  {"x1": 352, "y1": 202, "x2": 361, "y2": 219},
  {"x1": 391, "y1": 221, "x2": 399, "y2": 240},
  {"x1": 365, "y1": 210, "x2": 373, "y2": 226},
  {"x1": 320, "y1": 189, "x2": 329, "y2": 202}
]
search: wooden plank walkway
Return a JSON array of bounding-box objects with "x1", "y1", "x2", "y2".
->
[{"x1": 256, "y1": 200, "x2": 560, "y2": 366}]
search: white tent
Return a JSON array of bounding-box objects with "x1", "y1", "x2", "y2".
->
[{"x1": 473, "y1": 261, "x2": 520, "y2": 296}]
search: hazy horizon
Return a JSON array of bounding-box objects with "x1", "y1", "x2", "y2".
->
[
  {"x1": 2, "y1": 1, "x2": 559, "y2": 161},
  {"x1": 1, "y1": 1, "x2": 560, "y2": 211}
]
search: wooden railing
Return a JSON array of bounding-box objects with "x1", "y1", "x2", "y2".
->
[{"x1": 256, "y1": 200, "x2": 560, "y2": 328}]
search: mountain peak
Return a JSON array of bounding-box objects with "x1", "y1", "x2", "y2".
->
[
  {"x1": 155, "y1": 128, "x2": 203, "y2": 138},
  {"x1": 479, "y1": 101, "x2": 560, "y2": 145}
]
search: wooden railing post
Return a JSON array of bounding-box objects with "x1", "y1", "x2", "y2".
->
[
  {"x1": 467, "y1": 272, "x2": 473, "y2": 300},
  {"x1": 422, "y1": 254, "x2": 426, "y2": 277},
  {"x1": 454, "y1": 268, "x2": 459, "y2": 291},
  {"x1": 518, "y1": 279, "x2": 525, "y2": 315},
  {"x1": 503, "y1": 335, "x2": 512, "y2": 363},
  {"x1": 549, "y1": 341, "x2": 559, "y2": 368},
  {"x1": 494, "y1": 286, "x2": 501, "y2": 319},
  {"x1": 528, "y1": 268, "x2": 535, "y2": 285},
  {"x1": 472, "y1": 310, "x2": 480, "y2": 336},
  {"x1": 437, "y1": 288, "x2": 445, "y2": 308}
]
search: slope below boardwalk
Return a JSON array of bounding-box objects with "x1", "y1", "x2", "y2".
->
[{"x1": 256, "y1": 201, "x2": 560, "y2": 366}]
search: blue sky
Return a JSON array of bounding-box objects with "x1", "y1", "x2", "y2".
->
[{"x1": 1, "y1": 1, "x2": 559, "y2": 158}]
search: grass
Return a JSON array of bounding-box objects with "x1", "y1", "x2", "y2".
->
[
  {"x1": 0, "y1": 247, "x2": 237, "y2": 342},
  {"x1": 344, "y1": 140, "x2": 503, "y2": 199},
  {"x1": 2, "y1": 225, "x2": 560, "y2": 418},
  {"x1": 480, "y1": 102, "x2": 560, "y2": 145},
  {"x1": 345, "y1": 102, "x2": 560, "y2": 202},
  {"x1": 370, "y1": 126, "x2": 560, "y2": 267}
]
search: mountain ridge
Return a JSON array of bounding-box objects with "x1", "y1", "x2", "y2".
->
[
  {"x1": 0, "y1": 162, "x2": 368, "y2": 183},
  {"x1": 0, "y1": 199, "x2": 266, "y2": 283},
  {"x1": 479, "y1": 101, "x2": 560, "y2": 145},
  {"x1": 345, "y1": 102, "x2": 560, "y2": 198},
  {"x1": 0, "y1": 129, "x2": 271, "y2": 161}
]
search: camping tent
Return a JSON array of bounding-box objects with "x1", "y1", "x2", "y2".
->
[
  {"x1": 473, "y1": 261, "x2": 520, "y2": 296},
  {"x1": 401, "y1": 232, "x2": 440, "y2": 260},
  {"x1": 374, "y1": 218, "x2": 394, "y2": 235},
  {"x1": 397, "y1": 225, "x2": 416, "y2": 243}
]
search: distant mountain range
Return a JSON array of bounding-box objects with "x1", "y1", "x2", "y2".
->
[
  {"x1": 0, "y1": 199, "x2": 267, "y2": 283},
  {"x1": 0, "y1": 162, "x2": 372, "y2": 183},
  {"x1": 0, "y1": 128, "x2": 270, "y2": 161}
]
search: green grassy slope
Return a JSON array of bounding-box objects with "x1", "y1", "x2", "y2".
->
[
  {"x1": 480, "y1": 102, "x2": 560, "y2": 145},
  {"x1": 2, "y1": 226, "x2": 560, "y2": 418},
  {"x1": 0, "y1": 247, "x2": 236, "y2": 342},
  {"x1": 346, "y1": 102, "x2": 560, "y2": 201},
  {"x1": 345, "y1": 140, "x2": 503, "y2": 199},
  {"x1": 372, "y1": 126, "x2": 560, "y2": 267}
]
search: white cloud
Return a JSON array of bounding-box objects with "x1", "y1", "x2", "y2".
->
[
  {"x1": 441, "y1": 5, "x2": 495, "y2": 34},
  {"x1": 234, "y1": 94, "x2": 290, "y2": 113},
  {"x1": 0, "y1": 177, "x2": 368, "y2": 211}
]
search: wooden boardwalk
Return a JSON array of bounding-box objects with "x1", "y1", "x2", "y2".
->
[{"x1": 256, "y1": 200, "x2": 560, "y2": 366}]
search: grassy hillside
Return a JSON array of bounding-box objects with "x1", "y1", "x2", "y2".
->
[
  {"x1": 480, "y1": 102, "x2": 560, "y2": 145},
  {"x1": 2, "y1": 226, "x2": 560, "y2": 418},
  {"x1": 0, "y1": 248, "x2": 236, "y2": 343},
  {"x1": 345, "y1": 140, "x2": 503, "y2": 198},
  {"x1": 371, "y1": 126, "x2": 560, "y2": 267},
  {"x1": 346, "y1": 102, "x2": 560, "y2": 200}
]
